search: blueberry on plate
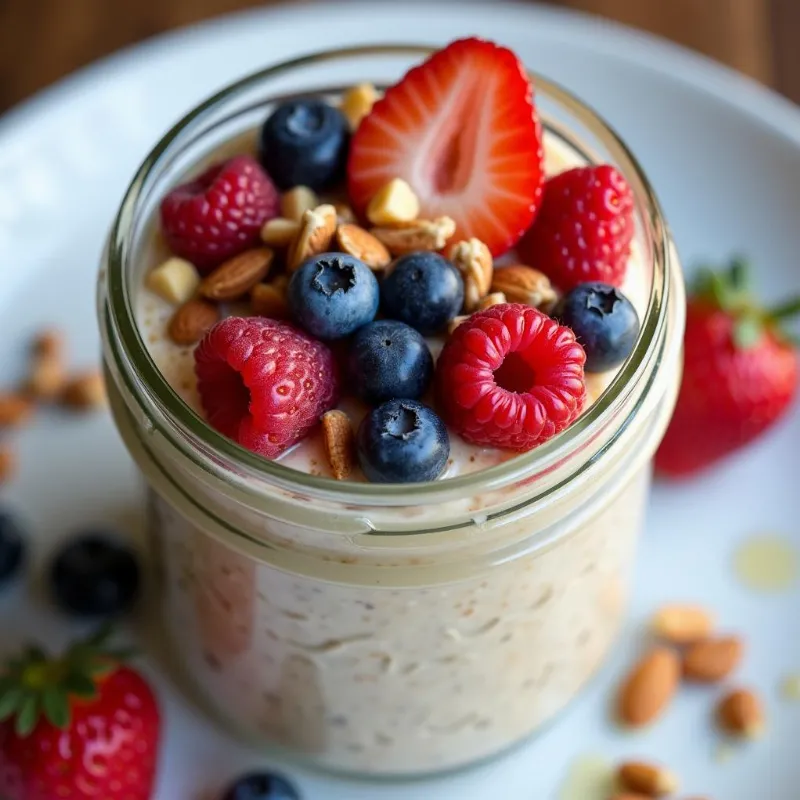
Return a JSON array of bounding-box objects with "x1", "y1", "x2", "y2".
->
[
  {"x1": 381, "y1": 251, "x2": 464, "y2": 335},
  {"x1": 357, "y1": 399, "x2": 450, "y2": 483},
  {"x1": 50, "y1": 533, "x2": 141, "y2": 617},
  {"x1": 287, "y1": 253, "x2": 379, "y2": 339},
  {"x1": 0, "y1": 510, "x2": 26, "y2": 586},
  {"x1": 348, "y1": 320, "x2": 434, "y2": 405},
  {"x1": 556, "y1": 282, "x2": 640, "y2": 372},
  {"x1": 221, "y1": 771, "x2": 299, "y2": 800},
  {"x1": 259, "y1": 99, "x2": 350, "y2": 191}
]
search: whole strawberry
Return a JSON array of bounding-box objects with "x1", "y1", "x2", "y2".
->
[
  {"x1": 0, "y1": 626, "x2": 160, "y2": 800},
  {"x1": 656, "y1": 259, "x2": 799, "y2": 477}
]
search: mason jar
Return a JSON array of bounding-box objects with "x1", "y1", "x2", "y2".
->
[{"x1": 98, "y1": 45, "x2": 685, "y2": 777}]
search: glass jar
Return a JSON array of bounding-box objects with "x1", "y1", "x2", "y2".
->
[{"x1": 98, "y1": 45, "x2": 685, "y2": 777}]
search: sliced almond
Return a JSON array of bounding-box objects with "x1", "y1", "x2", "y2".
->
[
  {"x1": 289, "y1": 204, "x2": 337, "y2": 270},
  {"x1": 717, "y1": 688, "x2": 764, "y2": 738},
  {"x1": 322, "y1": 410, "x2": 356, "y2": 481},
  {"x1": 651, "y1": 604, "x2": 715, "y2": 645},
  {"x1": 447, "y1": 315, "x2": 470, "y2": 335},
  {"x1": 261, "y1": 217, "x2": 301, "y2": 248},
  {"x1": 682, "y1": 636, "x2": 743, "y2": 683},
  {"x1": 336, "y1": 224, "x2": 391, "y2": 270},
  {"x1": 447, "y1": 238, "x2": 493, "y2": 311},
  {"x1": 617, "y1": 646, "x2": 680, "y2": 727},
  {"x1": 168, "y1": 299, "x2": 221, "y2": 345},
  {"x1": 146, "y1": 257, "x2": 200, "y2": 304},
  {"x1": 27, "y1": 329, "x2": 66, "y2": 401},
  {"x1": 366, "y1": 178, "x2": 420, "y2": 226},
  {"x1": 0, "y1": 393, "x2": 34, "y2": 428},
  {"x1": 199, "y1": 247, "x2": 274, "y2": 301},
  {"x1": 0, "y1": 448, "x2": 15, "y2": 483},
  {"x1": 281, "y1": 186, "x2": 319, "y2": 221},
  {"x1": 491, "y1": 264, "x2": 558, "y2": 311},
  {"x1": 251, "y1": 283, "x2": 289, "y2": 320},
  {"x1": 61, "y1": 371, "x2": 107, "y2": 411},
  {"x1": 372, "y1": 216, "x2": 457, "y2": 257},
  {"x1": 340, "y1": 82, "x2": 379, "y2": 130},
  {"x1": 617, "y1": 761, "x2": 679, "y2": 796},
  {"x1": 477, "y1": 292, "x2": 506, "y2": 311}
]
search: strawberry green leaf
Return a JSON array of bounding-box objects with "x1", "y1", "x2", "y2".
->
[
  {"x1": 15, "y1": 693, "x2": 39, "y2": 737},
  {"x1": 770, "y1": 296, "x2": 800, "y2": 321},
  {"x1": 64, "y1": 673, "x2": 98, "y2": 699},
  {"x1": 728, "y1": 256, "x2": 750, "y2": 292},
  {"x1": 0, "y1": 687, "x2": 23, "y2": 722},
  {"x1": 42, "y1": 686, "x2": 70, "y2": 729}
]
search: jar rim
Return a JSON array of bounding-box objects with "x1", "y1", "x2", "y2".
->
[{"x1": 102, "y1": 43, "x2": 673, "y2": 506}]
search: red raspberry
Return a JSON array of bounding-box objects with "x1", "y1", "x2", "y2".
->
[
  {"x1": 195, "y1": 317, "x2": 339, "y2": 458},
  {"x1": 436, "y1": 304, "x2": 586, "y2": 451},
  {"x1": 160, "y1": 155, "x2": 279, "y2": 272},
  {"x1": 518, "y1": 164, "x2": 635, "y2": 290}
]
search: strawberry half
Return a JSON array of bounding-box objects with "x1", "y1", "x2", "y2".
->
[{"x1": 347, "y1": 38, "x2": 544, "y2": 257}]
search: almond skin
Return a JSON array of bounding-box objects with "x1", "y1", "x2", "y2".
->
[
  {"x1": 322, "y1": 410, "x2": 356, "y2": 480},
  {"x1": 61, "y1": 371, "x2": 107, "y2": 411},
  {"x1": 251, "y1": 283, "x2": 289, "y2": 320},
  {"x1": 617, "y1": 761, "x2": 679, "y2": 796},
  {"x1": 717, "y1": 688, "x2": 765, "y2": 738},
  {"x1": 617, "y1": 646, "x2": 680, "y2": 727},
  {"x1": 683, "y1": 636, "x2": 743, "y2": 683},
  {"x1": 0, "y1": 393, "x2": 34, "y2": 428},
  {"x1": 199, "y1": 247, "x2": 274, "y2": 301},
  {"x1": 336, "y1": 224, "x2": 391, "y2": 270},
  {"x1": 168, "y1": 299, "x2": 221, "y2": 345},
  {"x1": 651, "y1": 604, "x2": 715, "y2": 645}
]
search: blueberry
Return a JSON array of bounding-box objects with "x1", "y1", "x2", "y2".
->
[
  {"x1": 380, "y1": 252, "x2": 464, "y2": 335},
  {"x1": 51, "y1": 533, "x2": 141, "y2": 617},
  {"x1": 288, "y1": 253, "x2": 379, "y2": 339},
  {"x1": 259, "y1": 99, "x2": 349, "y2": 191},
  {"x1": 221, "y1": 772, "x2": 299, "y2": 800},
  {"x1": 357, "y1": 399, "x2": 449, "y2": 483},
  {"x1": 348, "y1": 320, "x2": 433, "y2": 405},
  {"x1": 555, "y1": 282, "x2": 640, "y2": 372},
  {"x1": 0, "y1": 511, "x2": 26, "y2": 586}
]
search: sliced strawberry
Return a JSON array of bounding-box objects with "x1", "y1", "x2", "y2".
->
[{"x1": 347, "y1": 38, "x2": 544, "y2": 257}]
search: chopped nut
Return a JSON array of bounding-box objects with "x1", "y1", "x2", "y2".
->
[
  {"x1": 281, "y1": 186, "x2": 319, "y2": 221},
  {"x1": 491, "y1": 265, "x2": 558, "y2": 311},
  {"x1": 717, "y1": 688, "x2": 765, "y2": 738},
  {"x1": 146, "y1": 257, "x2": 201, "y2": 304},
  {"x1": 61, "y1": 371, "x2": 107, "y2": 411},
  {"x1": 448, "y1": 239, "x2": 493, "y2": 311},
  {"x1": 340, "y1": 82, "x2": 379, "y2": 130},
  {"x1": 334, "y1": 203, "x2": 356, "y2": 225},
  {"x1": 289, "y1": 204, "x2": 337, "y2": 270},
  {"x1": 0, "y1": 393, "x2": 34, "y2": 428},
  {"x1": 261, "y1": 217, "x2": 301, "y2": 247},
  {"x1": 477, "y1": 292, "x2": 506, "y2": 310},
  {"x1": 27, "y1": 330, "x2": 66, "y2": 401},
  {"x1": 447, "y1": 315, "x2": 470, "y2": 335},
  {"x1": 682, "y1": 636, "x2": 743, "y2": 683},
  {"x1": 366, "y1": 178, "x2": 420, "y2": 226},
  {"x1": 336, "y1": 224, "x2": 391, "y2": 270},
  {"x1": 0, "y1": 448, "x2": 15, "y2": 482},
  {"x1": 251, "y1": 283, "x2": 289, "y2": 319},
  {"x1": 199, "y1": 247, "x2": 274, "y2": 301},
  {"x1": 373, "y1": 216, "x2": 457, "y2": 257},
  {"x1": 617, "y1": 646, "x2": 680, "y2": 727},
  {"x1": 168, "y1": 299, "x2": 221, "y2": 345},
  {"x1": 651, "y1": 604, "x2": 715, "y2": 645},
  {"x1": 617, "y1": 761, "x2": 679, "y2": 797},
  {"x1": 322, "y1": 410, "x2": 356, "y2": 480}
]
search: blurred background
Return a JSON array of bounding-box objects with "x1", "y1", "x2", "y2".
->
[{"x1": 0, "y1": 0, "x2": 799, "y2": 114}]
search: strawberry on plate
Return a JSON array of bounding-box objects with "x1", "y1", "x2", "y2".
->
[
  {"x1": 347, "y1": 38, "x2": 544, "y2": 257},
  {"x1": 656, "y1": 258, "x2": 799, "y2": 478},
  {"x1": 0, "y1": 626, "x2": 160, "y2": 800}
]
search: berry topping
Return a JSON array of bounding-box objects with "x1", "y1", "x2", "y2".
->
[
  {"x1": 195, "y1": 317, "x2": 339, "y2": 458},
  {"x1": 221, "y1": 771, "x2": 300, "y2": 800},
  {"x1": 160, "y1": 155, "x2": 280, "y2": 272},
  {"x1": 556, "y1": 282, "x2": 640, "y2": 372},
  {"x1": 519, "y1": 164, "x2": 635, "y2": 290},
  {"x1": 287, "y1": 253, "x2": 379, "y2": 340},
  {"x1": 0, "y1": 510, "x2": 26, "y2": 587},
  {"x1": 381, "y1": 251, "x2": 464, "y2": 335},
  {"x1": 357, "y1": 399, "x2": 450, "y2": 483},
  {"x1": 436, "y1": 304, "x2": 586, "y2": 450},
  {"x1": 259, "y1": 99, "x2": 350, "y2": 191},
  {"x1": 50, "y1": 534, "x2": 141, "y2": 617},
  {"x1": 348, "y1": 38, "x2": 544, "y2": 257},
  {"x1": 348, "y1": 320, "x2": 434, "y2": 405}
]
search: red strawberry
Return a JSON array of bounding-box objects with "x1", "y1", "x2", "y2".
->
[
  {"x1": 0, "y1": 627, "x2": 160, "y2": 800},
  {"x1": 195, "y1": 316, "x2": 339, "y2": 458},
  {"x1": 518, "y1": 164, "x2": 635, "y2": 290},
  {"x1": 436, "y1": 303, "x2": 586, "y2": 450},
  {"x1": 160, "y1": 154, "x2": 280, "y2": 272},
  {"x1": 347, "y1": 38, "x2": 544, "y2": 258},
  {"x1": 656, "y1": 259, "x2": 799, "y2": 477}
]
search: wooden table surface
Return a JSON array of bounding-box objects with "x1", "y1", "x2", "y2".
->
[{"x1": 0, "y1": 0, "x2": 798, "y2": 114}]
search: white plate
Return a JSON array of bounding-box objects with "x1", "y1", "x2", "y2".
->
[{"x1": 1, "y1": 2, "x2": 799, "y2": 798}]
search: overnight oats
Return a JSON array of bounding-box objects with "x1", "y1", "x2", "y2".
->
[{"x1": 99, "y1": 41, "x2": 685, "y2": 775}]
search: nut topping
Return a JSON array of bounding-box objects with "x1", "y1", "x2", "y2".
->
[
  {"x1": 322, "y1": 410, "x2": 356, "y2": 480},
  {"x1": 336, "y1": 224, "x2": 391, "y2": 271},
  {"x1": 366, "y1": 178, "x2": 420, "y2": 226},
  {"x1": 199, "y1": 247, "x2": 274, "y2": 301},
  {"x1": 490, "y1": 265, "x2": 558, "y2": 311},
  {"x1": 447, "y1": 238, "x2": 493, "y2": 311},
  {"x1": 289, "y1": 204, "x2": 338, "y2": 270},
  {"x1": 372, "y1": 216, "x2": 457, "y2": 257}
]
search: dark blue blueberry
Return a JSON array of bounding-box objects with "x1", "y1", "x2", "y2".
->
[
  {"x1": 221, "y1": 771, "x2": 299, "y2": 800},
  {"x1": 288, "y1": 253, "x2": 379, "y2": 340},
  {"x1": 357, "y1": 399, "x2": 449, "y2": 483},
  {"x1": 0, "y1": 510, "x2": 26, "y2": 586},
  {"x1": 348, "y1": 320, "x2": 433, "y2": 405},
  {"x1": 51, "y1": 533, "x2": 140, "y2": 617},
  {"x1": 258, "y1": 99, "x2": 349, "y2": 191},
  {"x1": 380, "y1": 252, "x2": 464, "y2": 335},
  {"x1": 555, "y1": 282, "x2": 640, "y2": 372}
]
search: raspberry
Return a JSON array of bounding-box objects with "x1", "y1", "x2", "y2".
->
[
  {"x1": 195, "y1": 317, "x2": 339, "y2": 458},
  {"x1": 160, "y1": 155, "x2": 279, "y2": 272},
  {"x1": 519, "y1": 164, "x2": 634, "y2": 290},
  {"x1": 435, "y1": 304, "x2": 586, "y2": 451}
]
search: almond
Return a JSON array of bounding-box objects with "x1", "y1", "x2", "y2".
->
[
  {"x1": 617, "y1": 761, "x2": 679, "y2": 796},
  {"x1": 33, "y1": 329, "x2": 63, "y2": 360},
  {"x1": 27, "y1": 329, "x2": 66, "y2": 400},
  {"x1": 373, "y1": 216, "x2": 457, "y2": 257},
  {"x1": 199, "y1": 247, "x2": 274, "y2": 301},
  {"x1": 281, "y1": 186, "x2": 319, "y2": 221},
  {"x1": 0, "y1": 393, "x2": 34, "y2": 428},
  {"x1": 289, "y1": 204, "x2": 338, "y2": 270},
  {"x1": 716, "y1": 688, "x2": 765, "y2": 738},
  {"x1": 0, "y1": 448, "x2": 15, "y2": 483},
  {"x1": 146, "y1": 257, "x2": 200, "y2": 304},
  {"x1": 651, "y1": 604, "x2": 715, "y2": 645},
  {"x1": 478, "y1": 292, "x2": 506, "y2": 310},
  {"x1": 322, "y1": 410, "x2": 356, "y2": 480},
  {"x1": 251, "y1": 283, "x2": 289, "y2": 320},
  {"x1": 490, "y1": 265, "x2": 558, "y2": 311},
  {"x1": 334, "y1": 203, "x2": 357, "y2": 225},
  {"x1": 261, "y1": 217, "x2": 301, "y2": 248},
  {"x1": 336, "y1": 224, "x2": 391, "y2": 270},
  {"x1": 682, "y1": 636, "x2": 743, "y2": 683},
  {"x1": 61, "y1": 371, "x2": 107, "y2": 411},
  {"x1": 366, "y1": 178, "x2": 420, "y2": 226},
  {"x1": 168, "y1": 299, "x2": 221, "y2": 345},
  {"x1": 447, "y1": 238, "x2": 493, "y2": 311},
  {"x1": 617, "y1": 646, "x2": 680, "y2": 727}
]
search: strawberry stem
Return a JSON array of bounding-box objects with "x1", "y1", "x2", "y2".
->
[{"x1": 769, "y1": 297, "x2": 800, "y2": 321}]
